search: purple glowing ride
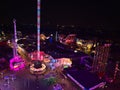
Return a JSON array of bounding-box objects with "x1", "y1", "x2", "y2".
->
[
  {"x1": 10, "y1": 56, "x2": 25, "y2": 71},
  {"x1": 9, "y1": 19, "x2": 25, "y2": 71}
]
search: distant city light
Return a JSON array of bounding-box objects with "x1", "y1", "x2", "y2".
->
[{"x1": 74, "y1": 50, "x2": 78, "y2": 53}]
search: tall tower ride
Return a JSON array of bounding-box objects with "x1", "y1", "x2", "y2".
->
[
  {"x1": 37, "y1": 0, "x2": 41, "y2": 60},
  {"x1": 13, "y1": 19, "x2": 18, "y2": 57}
]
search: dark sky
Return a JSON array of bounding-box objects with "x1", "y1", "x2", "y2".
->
[
  {"x1": 0, "y1": 0, "x2": 36, "y2": 24},
  {"x1": 0, "y1": 0, "x2": 120, "y2": 29}
]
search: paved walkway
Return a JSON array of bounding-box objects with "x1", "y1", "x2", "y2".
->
[{"x1": 0, "y1": 68, "x2": 79, "y2": 90}]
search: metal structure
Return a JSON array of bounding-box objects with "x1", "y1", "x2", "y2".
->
[
  {"x1": 92, "y1": 44, "x2": 111, "y2": 78},
  {"x1": 56, "y1": 31, "x2": 58, "y2": 41},
  {"x1": 10, "y1": 19, "x2": 25, "y2": 71},
  {"x1": 13, "y1": 19, "x2": 18, "y2": 57},
  {"x1": 113, "y1": 61, "x2": 120, "y2": 80}
]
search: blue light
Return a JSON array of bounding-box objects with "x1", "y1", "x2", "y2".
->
[{"x1": 37, "y1": 0, "x2": 41, "y2": 59}]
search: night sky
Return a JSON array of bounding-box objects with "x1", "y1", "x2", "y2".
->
[{"x1": 0, "y1": 0, "x2": 120, "y2": 29}]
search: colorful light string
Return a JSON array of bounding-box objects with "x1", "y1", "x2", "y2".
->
[{"x1": 37, "y1": 0, "x2": 41, "y2": 59}]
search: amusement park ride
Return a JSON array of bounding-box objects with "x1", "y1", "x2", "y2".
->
[
  {"x1": 9, "y1": 19, "x2": 25, "y2": 71},
  {"x1": 7, "y1": 0, "x2": 120, "y2": 90},
  {"x1": 92, "y1": 43, "x2": 111, "y2": 78},
  {"x1": 9, "y1": 0, "x2": 72, "y2": 75},
  {"x1": 9, "y1": 0, "x2": 47, "y2": 74}
]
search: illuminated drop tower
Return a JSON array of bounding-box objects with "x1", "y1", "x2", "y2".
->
[
  {"x1": 37, "y1": 0, "x2": 41, "y2": 60},
  {"x1": 92, "y1": 43, "x2": 111, "y2": 77},
  {"x1": 29, "y1": 0, "x2": 44, "y2": 61}
]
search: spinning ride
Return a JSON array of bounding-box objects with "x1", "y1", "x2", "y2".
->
[
  {"x1": 10, "y1": 56, "x2": 25, "y2": 71},
  {"x1": 30, "y1": 60, "x2": 46, "y2": 74}
]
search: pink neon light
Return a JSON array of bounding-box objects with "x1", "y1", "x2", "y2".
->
[
  {"x1": 29, "y1": 51, "x2": 44, "y2": 61},
  {"x1": 10, "y1": 56, "x2": 25, "y2": 71}
]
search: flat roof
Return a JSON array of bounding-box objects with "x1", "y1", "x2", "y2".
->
[{"x1": 65, "y1": 69, "x2": 105, "y2": 89}]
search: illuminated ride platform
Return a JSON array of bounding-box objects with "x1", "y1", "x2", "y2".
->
[
  {"x1": 28, "y1": 51, "x2": 47, "y2": 75},
  {"x1": 29, "y1": 50, "x2": 73, "y2": 75},
  {"x1": 29, "y1": 51, "x2": 44, "y2": 61},
  {"x1": 10, "y1": 56, "x2": 25, "y2": 71},
  {"x1": 64, "y1": 68, "x2": 106, "y2": 90},
  {"x1": 30, "y1": 60, "x2": 46, "y2": 75}
]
